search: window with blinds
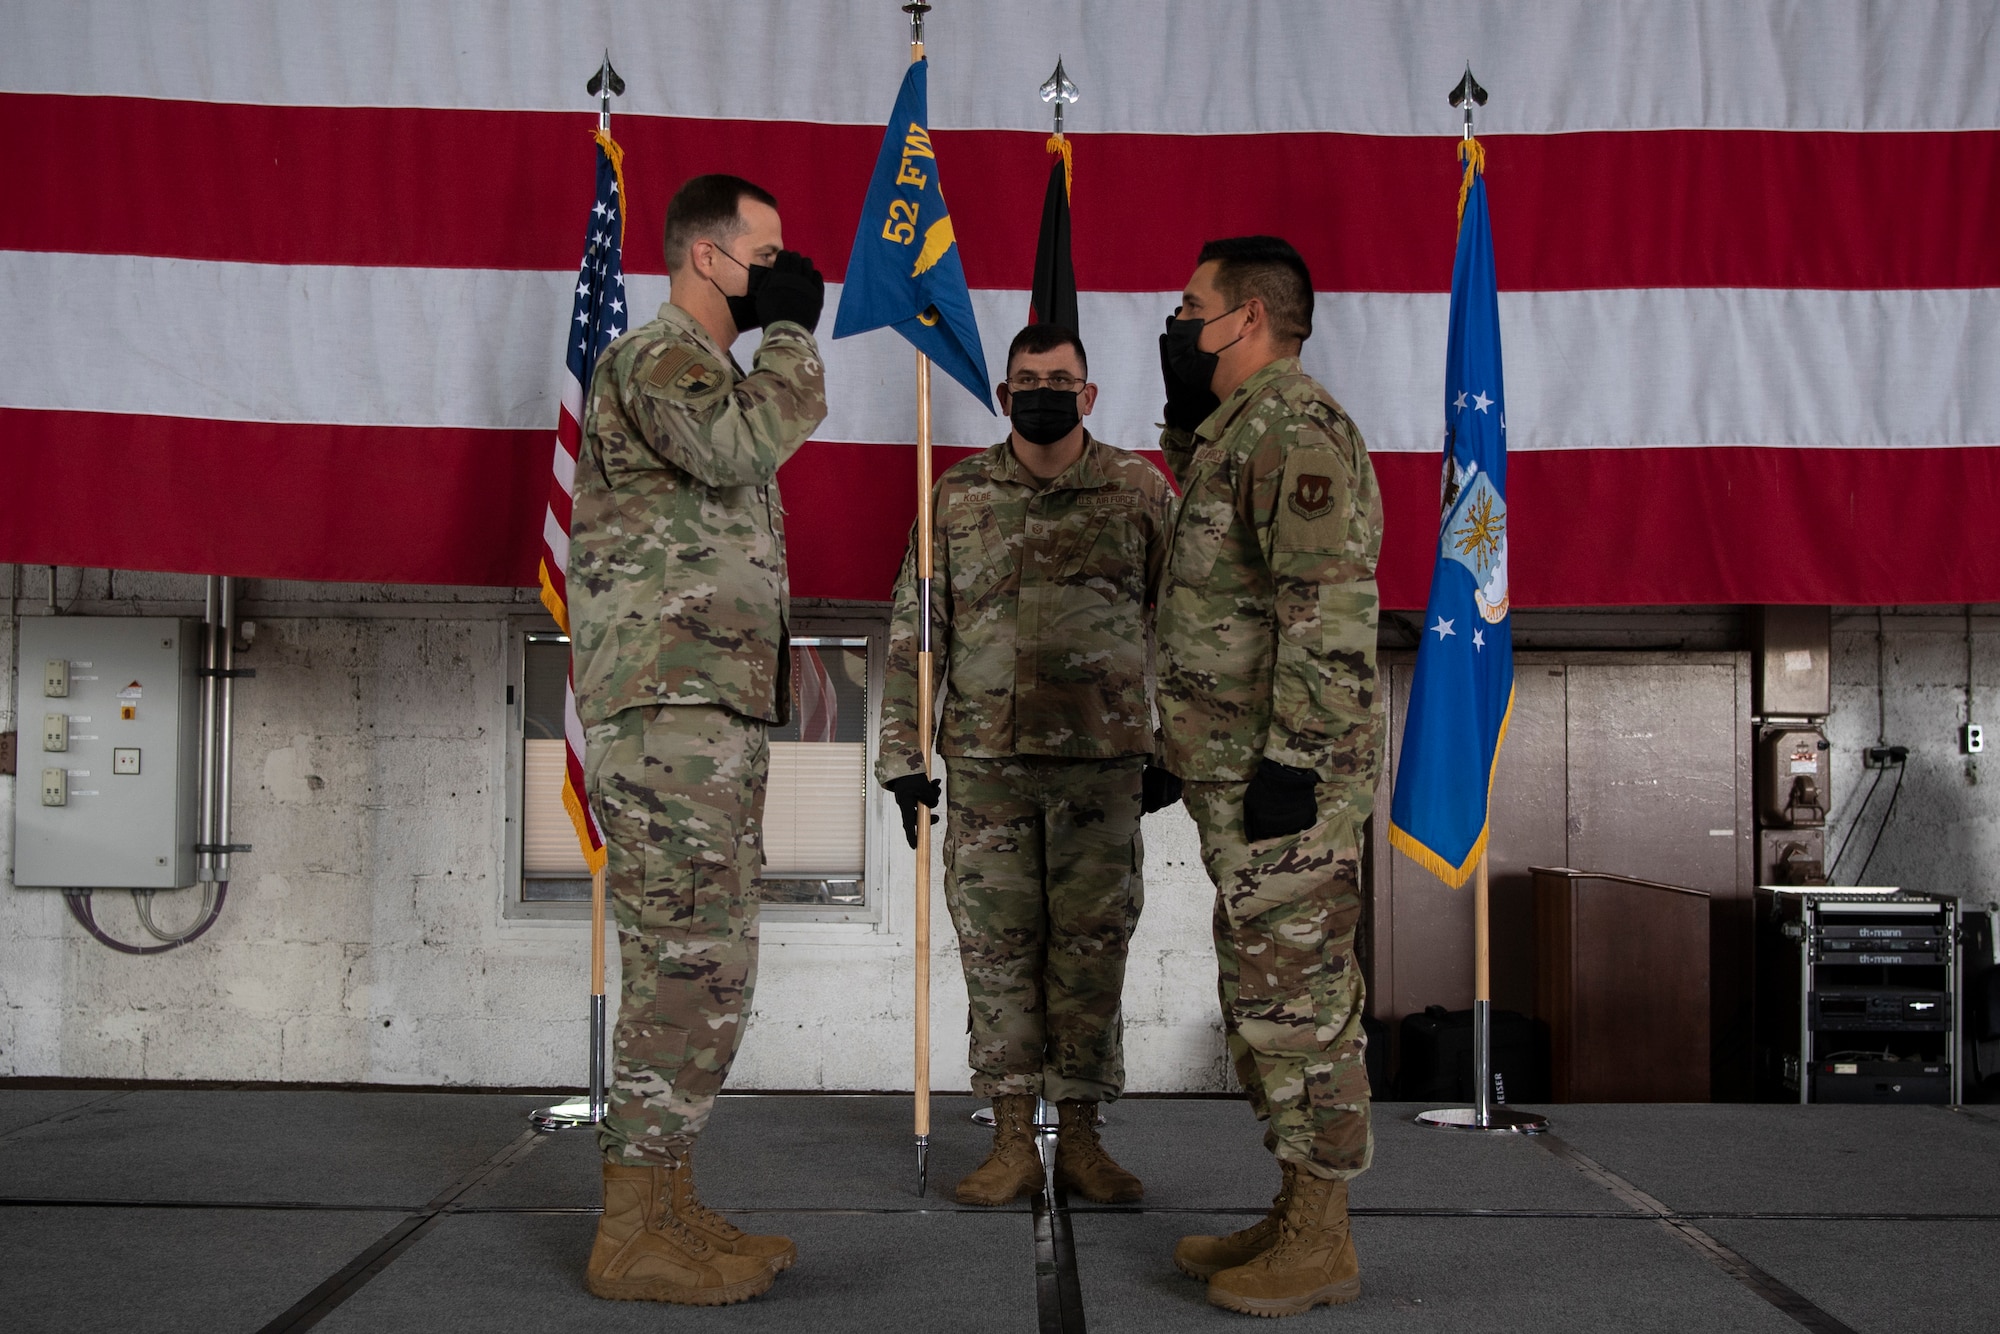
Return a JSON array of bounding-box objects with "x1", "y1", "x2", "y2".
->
[
  {"x1": 759, "y1": 639, "x2": 870, "y2": 906},
  {"x1": 514, "y1": 630, "x2": 878, "y2": 915},
  {"x1": 521, "y1": 634, "x2": 590, "y2": 901}
]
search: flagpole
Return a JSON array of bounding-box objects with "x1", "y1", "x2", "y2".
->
[
  {"x1": 904, "y1": 0, "x2": 934, "y2": 1198},
  {"x1": 1413, "y1": 65, "x2": 1545, "y2": 1136},
  {"x1": 532, "y1": 51, "x2": 623, "y2": 1135},
  {"x1": 585, "y1": 48, "x2": 619, "y2": 1129}
]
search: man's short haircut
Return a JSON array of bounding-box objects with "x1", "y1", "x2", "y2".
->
[
  {"x1": 1197, "y1": 235, "x2": 1314, "y2": 343},
  {"x1": 663, "y1": 173, "x2": 779, "y2": 274},
  {"x1": 1005, "y1": 323, "x2": 1088, "y2": 377}
]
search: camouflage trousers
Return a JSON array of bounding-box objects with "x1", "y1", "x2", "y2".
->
[
  {"x1": 941, "y1": 754, "x2": 1146, "y2": 1103},
  {"x1": 585, "y1": 703, "x2": 767, "y2": 1166},
  {"x1": 1183, "y1": 780, "x2": 1372, "y2": 1181}
]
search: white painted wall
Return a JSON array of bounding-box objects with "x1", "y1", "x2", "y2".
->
[{"x1": 4, "y1": 576, "x2": 1993, "y2": 1090}]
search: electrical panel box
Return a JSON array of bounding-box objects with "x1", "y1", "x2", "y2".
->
[
  {"x1": 11, "y1": 618, "x2": 201, "y2": 889},
  {"x1": 1752, "y1": 606, "x2": 1831, "y2": 718},
  {"x1": 1756, "y1": 725, "x2": 1830, "y2": 828}
]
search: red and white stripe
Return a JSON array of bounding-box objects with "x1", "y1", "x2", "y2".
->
[
  {"x1": 542, "y1": 312, "x2": 603, "y2": 874},
  {"x1": 4, "y1": 1, "x2": 1998, "y2": 606}
]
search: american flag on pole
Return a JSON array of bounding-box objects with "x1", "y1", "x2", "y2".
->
[{"x1": 536, "y1": 129, "x2": 627, "y2": 874}]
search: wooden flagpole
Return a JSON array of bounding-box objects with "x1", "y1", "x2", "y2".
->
[
  {"x1": 905, "y1": 0, "x2": 934, "y2": 1197},
  {"x1": 533, "y1": 53, "x2": 622, "y2": 1133}
]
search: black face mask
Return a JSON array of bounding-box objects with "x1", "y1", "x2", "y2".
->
[
  {"x1": 1162, "y1": 303, "x2": 1246, "y2": 392},
  {"x1": 711, "y1": 247, "x2": 771, "y2": 332},
  {"x1": 1008, "y1": 387, "x2": 1082, "y2": 446}
]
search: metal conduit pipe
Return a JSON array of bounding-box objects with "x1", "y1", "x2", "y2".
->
[
  {"x1": 215, "y1": 576, "x2": 238, "y2": 886},
  {"x1": 197, "y1": 576, "x2": 220, "y2": 885}
]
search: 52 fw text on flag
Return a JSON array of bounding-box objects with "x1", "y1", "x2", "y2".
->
[{"x1": 829, "y1": 3, "x2": 993, "y2": 1196}]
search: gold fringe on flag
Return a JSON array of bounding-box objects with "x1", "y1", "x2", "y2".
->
[
  {"x1": 1046, "y1": 133, "x2": 1073, "y2": 199},
  {"x1": 1456, "y1": 135, "x2": 1485, "y2": 227},
  {"x1": 1386, "y1": 683, "x2": 1516, "y2": 889},
  {"x1": 537, "y1": 559, "x2": 568, "y2": 633},
  {"x1": 595, "y1": 128, "x2": 628, "y2": 243}
]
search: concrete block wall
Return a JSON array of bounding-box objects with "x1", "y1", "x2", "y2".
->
[
  {"x1": 5, "y1": 575, "x2": 1994, "y2": 1090},
  {"x1": 0, "y1": 568, "x2": 1229, "y2": 1090},
  {"x1": 1825, "y1": 609, "x2": 2000, "y2": 913}
]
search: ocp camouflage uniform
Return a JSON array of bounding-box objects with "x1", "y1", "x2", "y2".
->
[
  {"x1": 569, "y1": 301, "x2": 826, "y2": 1165},
  {"x1": 1157, "y1": 357, "x2": 1383, "y2": 1180},
  {"x1": 879, "y1": 435, "x2": 1172, "y2": 1102}
]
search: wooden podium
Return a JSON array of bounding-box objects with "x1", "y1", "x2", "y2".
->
[{"x1": 1534, "y1": 867, "x2": 1711, "y2": 1102}]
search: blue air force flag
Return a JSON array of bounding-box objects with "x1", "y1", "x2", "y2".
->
[
  {"x1": 1387, "y1": 140, "x2": 1514, "y2": 888},
  {"x1": 832, "y1": 58, "x2": 993, "y2": 411}
]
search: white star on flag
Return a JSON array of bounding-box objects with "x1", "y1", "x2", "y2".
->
[
  {"x1": 1473, "y1": 629, "x2": 1485, "y2": 650},
  {"x1": 1472, "y1": 391, "x2": 1493, "y2": 413},
  {"x1": 1432, "y1": 617, "x2": 1456, "y2": 640},
  {"x1": 1453, "y1": 390, "x2": 1468, "y2": 411}
]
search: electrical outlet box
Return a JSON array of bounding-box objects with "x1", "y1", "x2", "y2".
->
[
  {"x1": 11, "y1": 618, "x2": 200, "y2": 889},
  {"x1": 42, "y1": 712, "x2": 68, "y2": 752},
  {"x1": 1963, "y1": 724, "x2": 1985, "y2": 755}
]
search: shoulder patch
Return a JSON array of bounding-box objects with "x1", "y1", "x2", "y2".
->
[
  {"x1": 641, "y1": 341, "x2": 729, "y2": 400},
  {"x1": 1274, "y1": 448, "x2": 1352, "y2": 554},
  {"x1": 1288, "y1": 471, "x2": 1337, "y2": 521}
]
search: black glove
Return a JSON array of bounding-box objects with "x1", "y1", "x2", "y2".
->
[
  {"x1": 756, "y1": 249, "x2": 825, "y2": 333},
  {"x1": 885, "y1": 773, "x2": 941, "y2": 850},
  {"x1": 1159, "y1": 317, "x2": 1221, "y2": 432},
  {"x1": 1142, "y1": 763, "x2": 1184, "y2": 815},
  {"x1": 1243, "y1": 758, "x2": 1318, "y2": 842}
]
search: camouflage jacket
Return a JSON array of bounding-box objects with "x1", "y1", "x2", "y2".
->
[
  {"x1": 568, "y1": 302, "x2": 827, "y2": 727},
  {"x1": 877, "y1": 434, "x2": 1174, "y2": 780},
  {"x1": 1156, "y1": 357, "x2": 1383, "y2": 789}
]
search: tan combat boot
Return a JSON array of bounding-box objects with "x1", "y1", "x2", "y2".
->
[
  {"x1": 1173, "y1": 1160, "x2": 1297, "y2": 1279},
  {"x1": 585, "y1": 1163, "x2": 776, "y2": 1305},
  {"x1": 1054, "y1": 1100, "x2": 1143, "y2": 1203},
  {"x1": 1206, "y1": 1171, "x2": 1361, "y2": 1317},
  {"x1": 954, "y1": 1093, "x2": 1045, "y2": 1206},
  {"x1": 664, "y1": 1141, "x2": 797, "y2": 1272}
]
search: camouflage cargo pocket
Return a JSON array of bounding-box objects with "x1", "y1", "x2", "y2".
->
[{"x1": 637, "y1": 846, "x2": 692, "y2": 933}]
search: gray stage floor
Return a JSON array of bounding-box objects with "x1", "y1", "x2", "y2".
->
[{"x1": 1, "y1": 1090, "x2": 1994, "y2": 1333}]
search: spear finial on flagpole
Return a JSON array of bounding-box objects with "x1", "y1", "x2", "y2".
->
[
  {"x1": 588, "y1": 51, "x2": 624, "y2": 133},
  {"x1": 904, "y1": 0, "x2": 931, "y2": 56},
  {"x1": 1040, "y1": 56, "x2": 1078, "y2": 139},
  {"x1": 1449, "y1": 62, "x2": 1487, "y2": 141}
]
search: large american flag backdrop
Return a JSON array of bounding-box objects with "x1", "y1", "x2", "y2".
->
[{"x1": 4, "y1": 1, "x2": 1997, "y2": 608}]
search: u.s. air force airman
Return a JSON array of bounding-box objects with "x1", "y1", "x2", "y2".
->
[
  {"x1": 877, "y1": 323, "x2": 1179, "y2": 1208},
  {"x1": 568, "y1": 173, "x2": 827, "y2": 1307},
  {"x1": 1151, "y1": 237, "x2": 1385, "y2": 1318}
]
